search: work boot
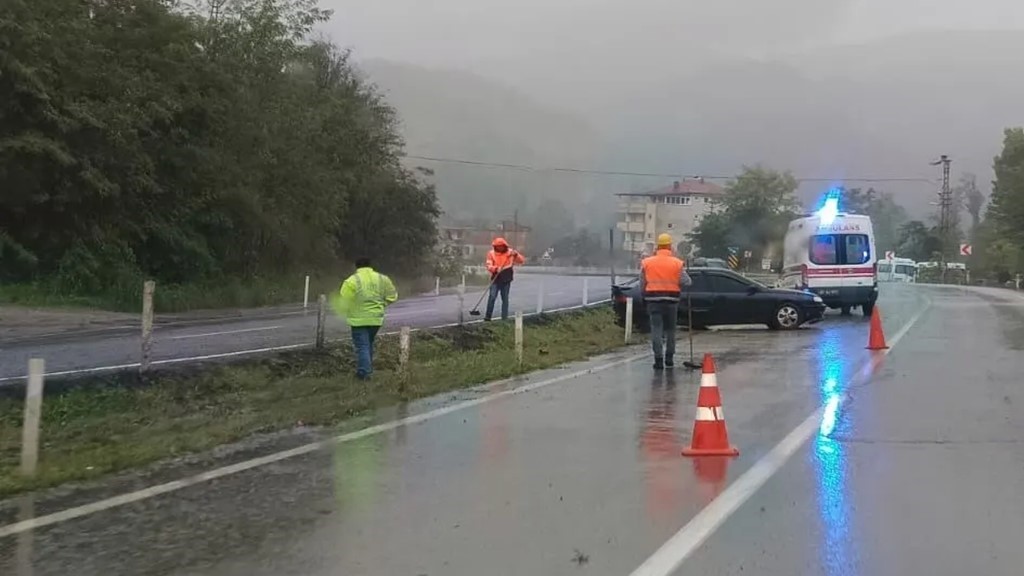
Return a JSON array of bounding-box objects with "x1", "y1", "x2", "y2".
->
[
  {"x1": 665, "y1": 358, "x2": 674, "y2": 368},
  {"x1": 483, "y1": 316, "x2": 492, "y2": 322},
  {"x1": 653, "y1": 359, "x2": 664, "y2": 370}
]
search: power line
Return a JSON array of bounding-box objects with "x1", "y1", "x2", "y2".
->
[{"x1": 402, "y1": 154, "x2": 939, "y2": 185}]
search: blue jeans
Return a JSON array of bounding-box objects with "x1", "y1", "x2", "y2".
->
[
  {"x1": 647, "y1": 301, "x2": 678, "y2": 362},
  {"x1": 351, "y1": 326, "x2": 380, "y2": 379},
  {"x1": 485, "y1": 282, "x2": 512, "y2": 320}
]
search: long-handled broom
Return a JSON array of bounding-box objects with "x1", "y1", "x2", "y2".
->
[{"x1": 682, "y1": 289, "x2": 703, "y2": 370}]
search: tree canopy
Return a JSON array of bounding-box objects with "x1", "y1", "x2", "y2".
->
[
  {"x1": 0, "y1": 0, "x2": 439, "y2": 297},
  {"x1": 689, "y1": 166, "x2": 800, "y2": 261}
]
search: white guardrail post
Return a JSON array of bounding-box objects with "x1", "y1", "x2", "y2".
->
[
  {"x1": 141, "y1": 280, "x2": 155, "y2": 375},
  {"x1": 582, "y1": 277, "x2": 589, "y2": 306},
  {"x1": 536, "y1": 277, "x2": 544, "y2": 314},
  {"x1": 21, "y1": 358, "x2": 45, "y2": 477},
  {"x1": 303, "y1": 275, "x2": 310, "y2": 309},
  {"x1": 515, "y1": 312, "x2": 524, "y2": 367},
  {"x1": 624, "y1": 297, "x2": 633, "y2": 343}
]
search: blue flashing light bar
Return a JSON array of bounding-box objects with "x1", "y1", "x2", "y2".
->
[{"x1": 816, "y1": 187, "x2": 842, "y2": 226}]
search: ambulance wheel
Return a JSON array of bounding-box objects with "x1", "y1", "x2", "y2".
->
[
  {"x1": 862, "y1": 302, "x2": 875, "y2": 317},
  {"x1": 840, "y1": 306, "x2": 852, "y2": 316}
]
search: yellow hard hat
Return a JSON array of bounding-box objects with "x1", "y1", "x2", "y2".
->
[{"x1": 657, "y1": 233, "x2": 673, "y2": 247}]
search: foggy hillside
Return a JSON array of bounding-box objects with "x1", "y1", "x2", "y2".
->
[
  {"x1": 358, "y1": 29, "x2": 1024, "y2": 225},
  {"x1": 599, "y1": 30, "x2": 1024, "y2": 216},
  {"x1": 358, "y1": 60, "x2": 609, "y2": 226}
]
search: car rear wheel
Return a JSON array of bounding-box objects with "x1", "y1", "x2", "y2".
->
[
  {"x1": 862, "y1": 302, "x2": 875, "y2": 317},
  {"x1": 771, "y1": 303, "x2": 802, "y2": 330}
]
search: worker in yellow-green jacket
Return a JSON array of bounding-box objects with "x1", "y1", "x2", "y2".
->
[{"x1": 337, "y1": 257, "x2": 398, "y2": 380}]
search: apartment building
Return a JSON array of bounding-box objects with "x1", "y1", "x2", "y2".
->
[{"x1": 616, "y1": 178, "x2": 725, "y2": 256}]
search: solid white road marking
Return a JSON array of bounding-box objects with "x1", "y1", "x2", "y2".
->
[
  {"x1": 628, "y1": 299, "x2": 931, "y2": 576},
  {"x1": 0, "y1": 347, "x2": 646, "y2": 538},
  {"x1": 168, "y1": 326, "x2": 282, "y2": 340}
]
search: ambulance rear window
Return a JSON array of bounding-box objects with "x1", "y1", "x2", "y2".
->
[{"x1": 810, "y1": 234, "x2": 871, "y2": 265}]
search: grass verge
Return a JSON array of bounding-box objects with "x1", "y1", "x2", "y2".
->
[{"x1": 0, "y1": 307, "x2": 627, "y2": 498}]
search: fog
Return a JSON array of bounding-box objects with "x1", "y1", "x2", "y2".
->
[{"x1": 320, "y1": 0, "x2": 1024, "y2": 227}]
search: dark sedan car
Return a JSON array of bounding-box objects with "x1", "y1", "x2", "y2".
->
[{"x1": 613, "y1": 267, "x2": 826, "y2": 331}]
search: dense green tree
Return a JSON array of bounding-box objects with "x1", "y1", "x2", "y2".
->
[
  {"x1": 895, "y1": 220, "x2": 942, "y2": 262},
  {"x1": 0, "y1": 0, "x2": 438, "y2": 297},
  {"x1": 988, "y1": 128, "x2": 1024, "y2": 246},
  {"x1": 688, "y1": 166, "x2": 799, "y2": 259},
  {"x1": 841, "y1": 187, "x2": 909, "y2": 253}
]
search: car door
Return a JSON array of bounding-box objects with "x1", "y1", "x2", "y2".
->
[
  {"x1": 680, "y1": 270, "x2": 713, "y2": 326},
  {"x1": 706, "y1": 272, "x2": 759, "y2": 325}
]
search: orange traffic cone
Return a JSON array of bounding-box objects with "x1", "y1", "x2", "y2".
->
[
  {"x1": 681, "y1": 354, "x2": 740, "y2": 458},
  {"x1": 866, "y1": 306, "x2": 889, "y2": 350}
]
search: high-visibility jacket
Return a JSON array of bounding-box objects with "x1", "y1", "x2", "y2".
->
[
  {"x1": 641, "y1": 249, "x2": 690, "y2": 302},
  {"x1": 336, "y1": 267, "x2": 398, "y2": 327},
  {"x1": 486, "y1": 249, "x2": 525, "y2": 285}
]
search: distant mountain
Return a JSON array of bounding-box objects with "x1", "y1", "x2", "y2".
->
[
  {"x1": 357, "y1": 59, "x2": 609, "y2": 226},
  {"x1": 596, "y1": 30, "x2": 1024, "y2": 216}
]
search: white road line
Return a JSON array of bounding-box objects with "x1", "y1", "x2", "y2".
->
[
  {"x1": 628, "y1": 299, "x2": 932, "y2": 576},
  {"x1": 0, "y1": 350, "x2": 647, "y2": 538},
  {"x1": 0, "y1": 301, "x2": 611, "y2": 384},
  {"x1": 168, "y1": 326, "x2": 282, "y2": 340}
]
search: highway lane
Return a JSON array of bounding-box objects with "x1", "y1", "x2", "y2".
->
[
  {"x1": 11, "y1": 283, "x2": 1018, "y2": 575},
  {"x1": 0, "y1": 274, "x2": 612, "y2": 382}
]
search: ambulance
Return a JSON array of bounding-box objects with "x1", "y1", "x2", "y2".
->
[{"x1": 780, "y1": 196, "x2": 879, "y2": 316}]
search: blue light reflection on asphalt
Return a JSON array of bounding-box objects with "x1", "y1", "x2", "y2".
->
[{"x1": 814, "y1": 326, "x2": 855, "y2": 574}]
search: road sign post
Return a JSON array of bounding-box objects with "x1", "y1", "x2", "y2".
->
[{"x1": 727, "y1": 247, "x2": 739, "y2": 270}]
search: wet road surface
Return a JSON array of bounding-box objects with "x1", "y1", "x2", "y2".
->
[
  {"x1": 0, "y1": 273, "x2": 608, "y2": 382},
  {"x1": 2, "y1": 283, "x2": 1022, "y2": 575}
]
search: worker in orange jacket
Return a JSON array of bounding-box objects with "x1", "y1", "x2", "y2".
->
[
  {"x1": 484, "y1": 237, "x2": 525, "y2": 321},
  {"x1": 641, "y1": 233, "x2": 692, "y2": 369}
]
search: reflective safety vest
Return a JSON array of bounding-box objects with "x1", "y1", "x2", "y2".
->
[
  {"x1": 336, "y1": 267, "x2": 398, "y2": 327},
  {"x1": 641, "y1": 249, "x2": 685, "y2": 302}
]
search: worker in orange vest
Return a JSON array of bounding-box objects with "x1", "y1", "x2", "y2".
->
[
  {"x1": 484, "y1": 237, "x2": 525, "y2": 321},
  {"x1": 640, "y1": 233, "x2": 692, "y2": 369}
]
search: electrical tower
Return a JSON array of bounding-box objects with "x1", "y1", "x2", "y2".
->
[{"x1": 930, "y1": 155, "x2": 952, "y2": 283}]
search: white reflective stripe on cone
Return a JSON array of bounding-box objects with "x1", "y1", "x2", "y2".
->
[
  {"x1": 699, "y1": 373, "x2": 718, "y2": 388},
  {"x1": 695, "y1": 406, "x2": 725, "y2": 421}
]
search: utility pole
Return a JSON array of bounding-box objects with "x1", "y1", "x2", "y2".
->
[{"x1": 931, "y1": 155, "x2": 952, "y2": 284}]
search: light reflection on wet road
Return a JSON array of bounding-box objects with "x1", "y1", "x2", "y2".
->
[{"x1": 3, "y1": 284, "x2": 1024, "y2": 575}]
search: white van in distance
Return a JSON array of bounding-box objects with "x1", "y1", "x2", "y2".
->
[
  {"x1": 878, "y1": 258, "x2": 918, "y2": 283},
  {"x1": 780, "y1": 211, "x2": 879, "y2": 316}
]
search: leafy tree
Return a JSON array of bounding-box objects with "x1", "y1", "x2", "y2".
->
[
  {"x1": 840, "y1": 187, "x2": 909, "y2": 253},
  {"x1": 525, "y1": 199, "x2": 575, "y2": 255},
  {"x1": 689, "y1": 166, "x2": 799, "y2": 259},
  {"x1": 895, "y1": 220, "x2": 942, "y2": 262},
  {"x1": 988, "y1": 128, "x2": 1024, "y2": 247},
  {"x1": 0, "y1": 0, "x2": 439, "y2": 299},
  {"x1": 958, "y1": 173, "x2": 986, "y2": 242},
  {"x1": 552, "y1": 229, "x2": 604, "y2": 266}
]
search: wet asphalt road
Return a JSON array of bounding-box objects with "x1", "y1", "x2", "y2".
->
[
  {"x1": 2, "y1": 283, "x2": 1023, "y2": 575},
  {"x1": 0, "y1": 274, "x2": 609, "y2": 382}
]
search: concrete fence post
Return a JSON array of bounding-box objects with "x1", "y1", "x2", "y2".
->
[
  {"x1": 141, "y1": 280, "x2": 155, "y2": 375},
  {"x1": 515, "y1": 312, "x2": 524, "y2": 368},
  {"x1": 315, "y1": 294, "x2": 327, "y2": 349},
  {"x1": 435, "y1": 277, "x2": 441, "y2": 296},
  {"x1": 624, "y1": 297, "x2": 634, "y2": 343},
  {"x1": 536, "y1": 278, "x2": 544, "y2": 314},
  {"x1": 398, "y1": 327, "x2": 411, "y2": 372},
  {"x1": 303, "y1": 275, "x2": 310, "y2": 309},
  {"x1": 20, "y1": 358, "x2": 45, "y2": 477},
  {"x1": 582, "y1": 277, "x2": 589, "y2": 306},
  {"x1": 457, "y1": 283, "x2": 466, "y2": 325}
]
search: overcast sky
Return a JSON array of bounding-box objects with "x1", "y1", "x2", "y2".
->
[{"x1": 323, "y1": 0, "x2": 1024, "y2": 68}]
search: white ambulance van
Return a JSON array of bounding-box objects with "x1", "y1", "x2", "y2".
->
[{"x1": 780, "y1": 210, "x2": 879, "y2": 316}]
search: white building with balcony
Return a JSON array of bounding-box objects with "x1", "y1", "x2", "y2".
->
[{"x1": 616, "y1": 179, "x2": 725, "y2": 256}]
